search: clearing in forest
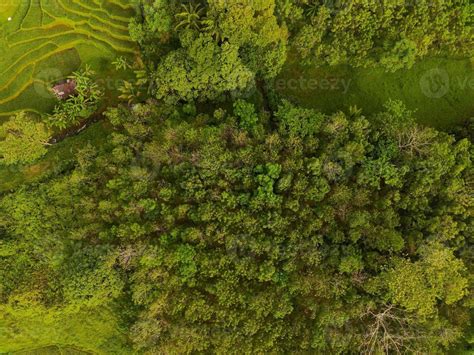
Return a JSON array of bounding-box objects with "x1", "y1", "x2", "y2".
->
[{"x1": 277, "y1": 56, "x2": 474, "y2": 129}]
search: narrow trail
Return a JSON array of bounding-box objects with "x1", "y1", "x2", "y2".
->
[{"x1": 49, "y1": 107, "x2": 106, "y2": 144}]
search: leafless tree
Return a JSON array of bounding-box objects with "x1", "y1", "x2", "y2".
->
[
  {"x1": 360, "y1": 304, "x2": 426, "y2": 354},
  {"x1": 396, "y1": 126, "x2": 434, "y2": 155}
]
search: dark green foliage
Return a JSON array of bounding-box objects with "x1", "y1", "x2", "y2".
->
[
  {"x1": 233, "y1": 99, "x2": 258, "y2": 131},
  {"x1": 47, "y1": 67, "x2": 104, "y2": 129},
  {"x1": 1, "y1": 101, "x2": 471, "y2": 353},
  {"x1": 291, "y1": 0, "x2": 473, "y2": 70},
  {"x1": 153, "y1": 33, "x2": 254, "y2": 103},
  {"x1": 132, "y1": 0, "x2": 288, "y2": 103},
  {"x1": 128, "y1": 0, "x2": 173, "y2": 56}
]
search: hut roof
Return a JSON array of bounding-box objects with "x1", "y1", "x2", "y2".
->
[{"x1": 52, "y1": 79, "x2": 76, "y2": 100}]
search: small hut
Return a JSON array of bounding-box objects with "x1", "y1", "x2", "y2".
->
[{"x1": 52, "y1": 79, "x2": 76, "y2": 100}]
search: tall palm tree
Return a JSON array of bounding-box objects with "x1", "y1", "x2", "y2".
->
[
  {"x1": 305, "y1": 0, "x2": 339, "y2": 18},
  {"x1": 175, "y1": 3, "x2": 205, "y2": 31}
]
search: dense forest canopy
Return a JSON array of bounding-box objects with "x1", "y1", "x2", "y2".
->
[{"x1": 0, "y1": 0, "x2": 473, "y2": 353}]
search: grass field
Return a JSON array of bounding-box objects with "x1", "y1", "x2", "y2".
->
[
  {"x1": 0, "y1": 302, "x2": 130, "y2": 354},
  {"x1": 13, "y1": 345, "x2": 91, "y2": 354},
  {"x1": 277, "y1": 56, "x2": 474, "y2": 129},
  {"x1": 0, "y1": 0, "x2": 137, "y2": 120},
  {"x1": 0, "y1": 3, "x2": 19, "y2": 22}
]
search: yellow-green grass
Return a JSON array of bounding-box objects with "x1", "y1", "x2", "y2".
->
[
  {"x1": 0, "y1": 0, "x2": 137, "y2": 120},
  {"x1": 0, "y1": 3, "x2": 19, "y2": 22},
  {"x1": 277, "y1": 55, "x2": 474, "y2": 129},
  {"x1": 13, "y1": 345, "x2": 91, "y2": 354},
  {"x1": 0, "y1": 299, "x2": 130, "y2": 354}
]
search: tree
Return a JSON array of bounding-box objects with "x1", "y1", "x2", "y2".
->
[
  {"x1": 174, "y1": 3, "x2": 205, "y2": 31},
  {"x1": 153, "y1": 33, "x2": 254, "y2": 103},
  {"x1": 133, "y1": 0, "x2": 288, "y2": 102},
  {"x1": 0, "y1": 112, "x2": 51, "y2": 165},
  {"x1": 387, "y1": 244, "x2": 468, "y2": 317},
  {"x1": 233, "y1": 99, "x2": 259, "y2": 131},
  {"x1": 128, "y1": 0, "x2": 174, "y2": 57},
  {"x1": 47, "y1": 67, "x2": 103, "y2": 129}
]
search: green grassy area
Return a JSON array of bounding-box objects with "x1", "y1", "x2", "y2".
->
[
  {"x1": 0, "y1": 0, "x2": 137, "y2": 120},
  {"x1": 0, "y1": 121, "x2": 111, "y2": 193},
  {"x1": 0, "y1": 3, "x2": 18, "y2": 22},
  {"x1": 13, "y1": 345, "x2": 91, "y2": 354},
  {"x1": 0, "y1": 303, "x2": 129, "y2": 354},
  {"x1": 276, "y1": 56, "x2": 474, "y2": 129}
]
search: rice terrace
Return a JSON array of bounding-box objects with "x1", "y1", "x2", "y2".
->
[{"x1": 0, "y1": 0, "x2": 137, "y2": 119}]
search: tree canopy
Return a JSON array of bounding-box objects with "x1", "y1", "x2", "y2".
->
[
  {"x1": 1, "y1": 100, "x2": 472, "y2": 353},
  {"x1": 1, "y1": 0, "x2": 473, "y2": 353},
  {"x1": 0, "y1": 112, "x2": 51, "y2": 165},
  {"x1": 291, "y1": 0, "x2": 473, "y2": 70}
]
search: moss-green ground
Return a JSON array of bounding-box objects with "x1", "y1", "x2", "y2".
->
[
  {"x1": 0, "y1": 302, "x2": 130, "y2": 354},
  {"x1": 13, "y1": 345, "x2": 91, "y2": 354},
  {"x1": 277, "y1": 56, "x2": 474, "y2": 129},
  {"x1": 0, "y1": 3, "x2": 19, "y2": 22},
  {"x1": 0, "y1": 0, "x2": 137, "y2": 120}
]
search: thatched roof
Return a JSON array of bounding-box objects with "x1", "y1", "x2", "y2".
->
[{"x1": 52, "y1": 79, "x2": 76, "y2": 100}]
